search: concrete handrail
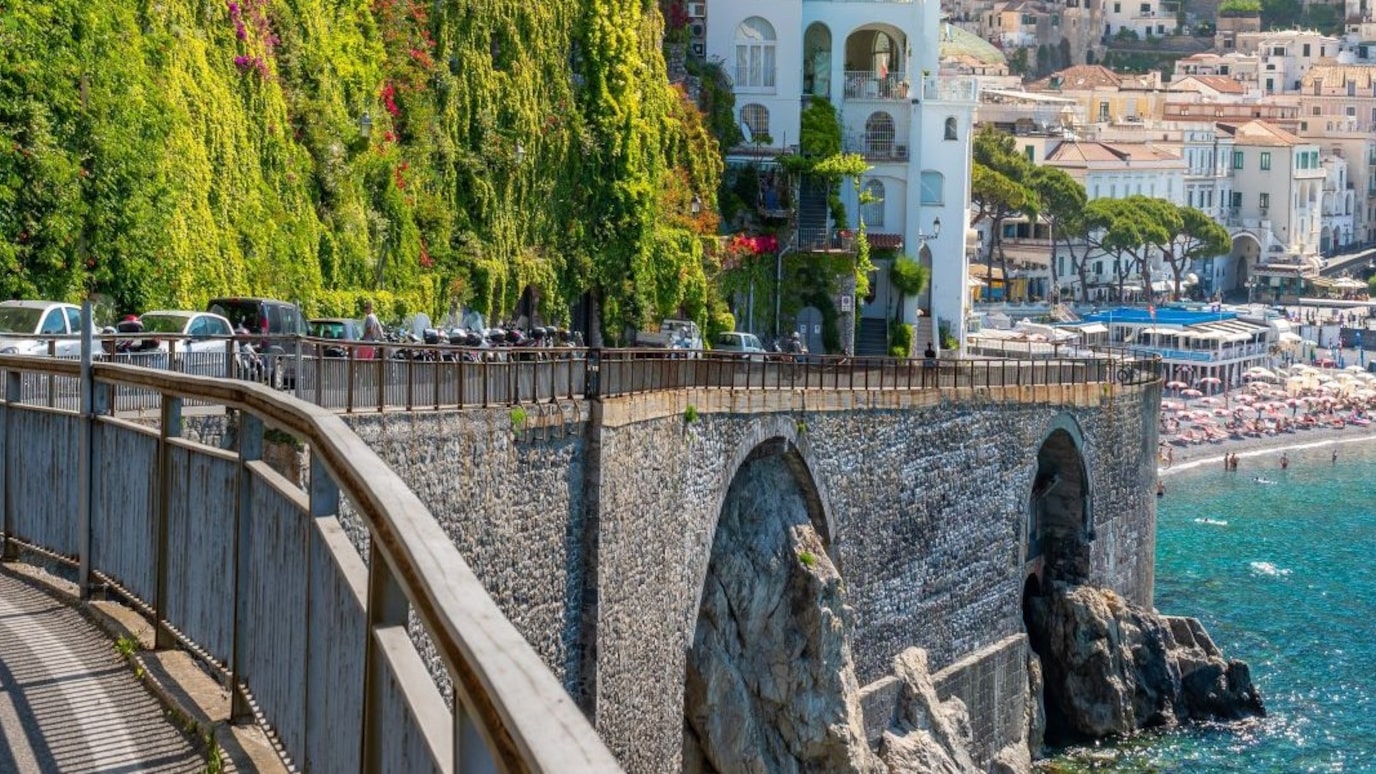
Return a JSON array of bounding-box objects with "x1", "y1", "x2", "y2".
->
[{"x1": 0, "y1": 354, "x2": 620, "y2": 772}]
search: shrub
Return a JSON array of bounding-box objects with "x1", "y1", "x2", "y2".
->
[
  {"x1": 684, "y1": 404, "x2": 699, "y2": 423},
  {"x1": 889, "y1": 320, "x2": 913, "y2": 358}
]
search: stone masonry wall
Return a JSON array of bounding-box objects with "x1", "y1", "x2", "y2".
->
[
  {"x1": 342, "y1": 406, "x2": 591, "y2": 689},
  {"x1": 588, "y1": 384, "x2": 1158, "y2": 773},
  {"x1": 327, "y1": 382, "x2": 1158, "y2": 774}
]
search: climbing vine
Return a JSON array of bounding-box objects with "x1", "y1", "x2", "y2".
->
[{"x1": 0, "y1": 0, "x2": 721, "y2": 329}]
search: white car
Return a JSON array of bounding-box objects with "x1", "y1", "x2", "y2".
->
[
  {"x1": 135, "y1": 311, "x2": 235, "y2": 375},
  {"x1": 0, "y1": 300, "x2": 86, "y2": 357},
  {"x1": 713, "y1": 332, "x2": 768, "y2": 361}
]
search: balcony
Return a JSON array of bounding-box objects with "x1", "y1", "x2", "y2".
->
[
  {"x1": 922, "y1": 76, "x2": 979, "y2": 102},
  {"x1": 843, "y1": 71, "x2": 910, "y2": 101}
]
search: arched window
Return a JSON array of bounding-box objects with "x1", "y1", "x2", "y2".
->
[
  {"x1": 865, "y1": 111, "x2": 895, "y2": 157},
  {"x1": 735, "y1": 17, "x2": 777, "y2": 91},
  {"x1": 871, "y1": 33, "x2": 895, "y2": 77},
  {"x1": 920, "y1": 170, "x2": 944, "y2": 205},
  {"x1": 944, "y1": 116, "x2": 959, "y2": 140},
  {"x1": 861, "y1": 180, "x2": 885, "y2": 227},
  {"x1": 741, "y1": 104, "x2": 770, "y2": 141}
]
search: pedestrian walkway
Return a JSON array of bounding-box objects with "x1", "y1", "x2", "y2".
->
[{"x1": 0, "y1": 568, "x2": 202, "y2": 774}]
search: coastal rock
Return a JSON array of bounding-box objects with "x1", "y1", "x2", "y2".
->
[
  {"x1": 683, "y1": 457, "x2": 881, "y2": 773},
  {"x1": 1025, "y1": 583, "x2": 1264, "y2": 744},
  {"x1": 876, "y1": 648, "x2": 980, "y2": 774}
]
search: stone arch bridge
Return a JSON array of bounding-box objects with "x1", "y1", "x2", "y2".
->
[
  {"x1": 345, "y1": 373, "x2": 1162, "y2": 771},
  {"x1": 0, "y1": 348, "x2": 1161, "y2": 772}
]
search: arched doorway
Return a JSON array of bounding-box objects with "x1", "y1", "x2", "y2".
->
[
  {"x1": 1228, "y1": 233, "x2": 1262, "y2": 300},
  {"x1": 797, "y1": 305, "x2": 824, "y2": 355},
  {"x1": 683, "y1": 439, "x2": 866, "y2": 771},
  {"x1": 918, "y1": 243, "x2": 933, "y2": 315},
  {"x1": 803, "y1": 23, "x2": 832, "y2": 98}
]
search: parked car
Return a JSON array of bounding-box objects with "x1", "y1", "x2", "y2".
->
[
  {"x1": 207, "y1": 297, "x2": 306, "y2": 387},
  {"x1": 0, "y1": 300, "x2": 87, "y2": 357},
  {"x1": 635, "y1": 319, "x2": 703, "y2": 353},
  {"x1": 308, "y1": 318, "x2": 364, "y2": 358},
  {"x1": 134, "y1": 311, "x2": 235, "y2": 375},
  {"x1": 713, "y1": 331, "x2": 767, "y2": 361}
]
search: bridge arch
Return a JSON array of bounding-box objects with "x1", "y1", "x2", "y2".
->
[
  {"x1": 685, "y1": 417, "x2": 860, "y2": 770},
  {"x1": 1023, "y1": 413, "x2": 1094, "y2": 591}
]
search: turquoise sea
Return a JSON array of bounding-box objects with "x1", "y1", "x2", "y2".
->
[{"x1": 1052, "y1": 440, "x2": 1376, "y2": 772}]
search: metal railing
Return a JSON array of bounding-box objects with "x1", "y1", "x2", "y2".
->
[
  {"x1": 1, "y1": 333, "x2": 1161, "y2": 413},
  {"x1": 595, "y1": 347, "x2": 1162, "y2": 395},
  {"x1": 843, "y1": 70, "x2": 910, "y2": 100},
  {"x1": 0, "y1": 350, "x2": 620, "y2": 773}
]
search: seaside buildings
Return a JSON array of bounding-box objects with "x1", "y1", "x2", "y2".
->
[{"x1": 704, "y1": 0, "x2": 980, "y2": 351}]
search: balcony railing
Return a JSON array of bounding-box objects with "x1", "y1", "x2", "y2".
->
[
  {"x1": 843, "y1": 70, "x2": 910, "y2": 100},
  {"x1": 922, "y1": 76, "x2": 979, "y2": 102}
]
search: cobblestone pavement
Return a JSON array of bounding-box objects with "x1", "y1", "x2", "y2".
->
[{"x1": 0, "y1": 568, "x2": 202, "y2": 773}]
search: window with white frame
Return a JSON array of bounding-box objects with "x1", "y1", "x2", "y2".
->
[
  {"x1": 734, "y1": 17, "x2": 777, "y2": 91},
  {"x1": 861, "y1": 180, "x2": 885, "y2": 226},
  {"x1": 920, "y1": 170, "x2": 944, "y2": 205},
  {"x1": 864, "y1": 111, "x2": 895, "y2": 157}
]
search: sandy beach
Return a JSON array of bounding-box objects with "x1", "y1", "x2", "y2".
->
[
  {"x1": 1160, "y1": 420, "x2": 1376, "y2": 477},
  {"x1": 1157, "y1": 361, "x2": 1376, "y2": 476}
]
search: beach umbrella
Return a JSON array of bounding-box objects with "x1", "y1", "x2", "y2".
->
[
  {"x1": 1166, "y1": 380, "x2": 1189, "y2": 389},
  {"x1": 1182, "y1": 388, "x2": 1204, "y2": 398},
  {"x1": 1198, "y1": 376, "x2": 1223, "y2": 385},
  {"x1": 1200, "y1": 396, "x2": 1223, "y2": 406}
]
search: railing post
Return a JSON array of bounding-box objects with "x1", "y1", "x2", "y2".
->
[
  {"x1": 230, "y1": 412, "x2": 263, "y2": 722},
  {"x1": 2, "y1": 370, "x2": 19, "y2": 561},
  {"x1": 153, "y1": 396, "x2": 183, "y2": 648},
  {"x1": 361, "y1": 541, "x2": 410, "y2": 773},
  {"x1": 377, "y1": 350, "x2": 386, "y2": 413},
  {"x1": 304, "y1": 454, "x2": 339, "y2": 762},
  {"x1": 586, "y1": 348, "x2": 601, "y2": 399},
  {"x1": 295, "y1": 335, "x2": 305, "y2": 400},
  {"x1": 346, "y1": 348, "x2": 356, "y2": 414},
  {"x1": 77, "y1": 302, "x2": 95, "y2": 599}
]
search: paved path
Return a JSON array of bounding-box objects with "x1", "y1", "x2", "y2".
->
[{"x1": 0, "y1": 569, "x2": 202, "y2": 773}]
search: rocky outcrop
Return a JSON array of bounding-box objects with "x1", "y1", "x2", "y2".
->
[
  {"x1": 876, "y1": 649, "x2": 980, "y2": 774},
  {"x1": 683, "y1": 456, "x2": 881, "y2": 773},
  {"x1": 1024, "y1": 583, "x2": 1264, "y2": 745}
]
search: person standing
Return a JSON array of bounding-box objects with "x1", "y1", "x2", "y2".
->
[
  {"x1": 361, "y1": 300, "x2": 383, "y2": 360},
  {"x1": 1280, "y1": 452, "x2": 1289, "y2": 470}
]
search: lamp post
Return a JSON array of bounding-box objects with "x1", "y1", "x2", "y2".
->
[
  {"x1": 359, "y1": 111, "x2": 372, "y2": 139},
  {"x1": 514, "y1": 143, "x2": 526, "y2": 166},
  {"x1": 690, "y1": 193, "x2": 702, "y2": 216}
]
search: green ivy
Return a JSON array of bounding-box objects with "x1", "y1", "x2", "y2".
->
[{"x1": 0, "y1": 0, "x2": 722, "y2": 330}]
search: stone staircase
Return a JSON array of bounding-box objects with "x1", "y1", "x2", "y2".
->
[
  {"x1": 797, "y1": 177, "x2": 830, "y2": 251},
  {"x1": 911, "y1": 316, "x2": 936, "y2": 355},
  {"x1": 856, "y1": 317, "x2": 889, "y2": 356}
]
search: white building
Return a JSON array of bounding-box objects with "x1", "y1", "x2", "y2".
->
[
  {"x1": 1219, "y1": 120, "x2": 1326, "y2": 303},
  {"x1": 1320, "y1": 153, "x2": 1356, "y2": 253},
  {"x1": 706, "y1": 0, "x2": 979, "y2": 350},
  {"x1": 1103, "y1": 0, "x2": 1180, "y2": 40}
]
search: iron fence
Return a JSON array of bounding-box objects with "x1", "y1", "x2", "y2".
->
[{"x1": 1, "y1": 332, "x2": 1160, "y2": 414}]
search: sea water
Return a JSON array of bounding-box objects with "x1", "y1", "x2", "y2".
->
[{"x1": 1047, "y1": 441, "x2": 1376, "y2": 772}]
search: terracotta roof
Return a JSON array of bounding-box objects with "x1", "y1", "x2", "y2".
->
[
  {"x1": 1171, "y1": 75, "x2": 1246, "y2": 94},
  {"x1": 868, "y1": 233, "x2": 904, "y2": 251},
  {"x1": 1045, "y1": 141, "x2": 1181, "y2": 165},
  {"x1": 1219, "y1": 120, "x2": 1303, "y2": 147},
  {"x1": 1301, "y1": 64, "x2": 1376, "y2": 88},
  {"x1": 1030, "y1": 65, "x2": 1122, "y2": 91}
]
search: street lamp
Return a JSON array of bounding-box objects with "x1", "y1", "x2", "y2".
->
[
  {"x1": 690, "y1": 193, "x2": 702, "y2": 216},
  {"x1": 917, "y1": 217, "x2": 942, "y2": 243},
  {"x1": 359, "y1": 111, "x2": 372, "y2": 139},
  {"x1": 514, "y1": 143, "x2": 526, "y2": 165}
]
